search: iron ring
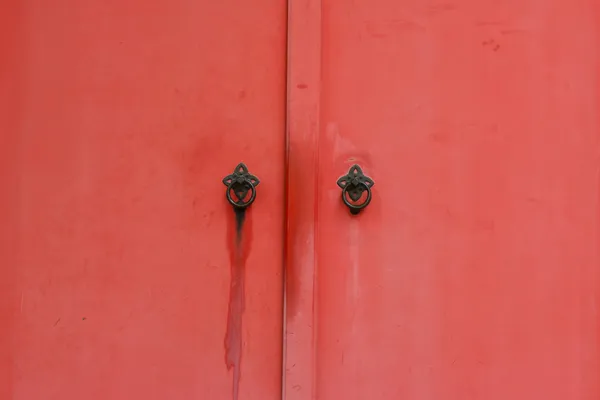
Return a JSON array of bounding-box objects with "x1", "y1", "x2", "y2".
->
[
  {"x1": 342, "y1": 182, "x2": 372, "y2": 215},
  {"x1": 226, "y1": 179, "x2": 257, "y2": 210}
]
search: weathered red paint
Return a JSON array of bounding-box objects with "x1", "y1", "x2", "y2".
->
[
  {"x1": 286, "y1": 0, "x2": 600, "y2": 399},
  {"x1": 3, "y1": 0, "x2": 600, "y2": 399},
  {"x1": 224, "y1": 209, "x2": 253, "y2": 400},
  {"x1": 284, "y1": 0, "x2": 322, "y2": 398},
  {"x1": 0, "y1": 1, "x2": 286, "y2": 399}
]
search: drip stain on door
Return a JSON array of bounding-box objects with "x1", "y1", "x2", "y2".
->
[{"x1": 224, "y1": 207, "x2": 253, "y2": 400}]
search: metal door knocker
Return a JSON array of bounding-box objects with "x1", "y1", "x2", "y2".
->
[
  {"x1": 222, "y1": 163, "x2": 260, "y2": 210},
  {"x1": 337, "y1": 164, "x2": 374, "y2": 215}
]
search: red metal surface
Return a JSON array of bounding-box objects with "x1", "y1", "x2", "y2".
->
[
  {"x1": 3, "y1": 1, "x2": 600, "y2": 399},
  {"x1": 284, "y1": 0, "x2": 322, "y2": 398},
  {"x1": 302, "y1": 0, "x2": 600, "y2": 399},
  {"x1": 0, "y1": 1, "x2": 286, "y2": 399}
]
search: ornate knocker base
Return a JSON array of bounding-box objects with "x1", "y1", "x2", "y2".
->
[
  {"x1": 222, "y1": 163, "x2": 260, "y2": 210},
  {"x1": 336, "y1": 164, "x2": 374, "y2": 215}
]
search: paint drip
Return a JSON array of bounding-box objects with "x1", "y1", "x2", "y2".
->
[{"x1": 224, "y1": 208, "x2": 251, "y2": 400}]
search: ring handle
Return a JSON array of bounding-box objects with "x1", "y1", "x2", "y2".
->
[
  {"x1": 336, "y1": 164, "x2": 374, "y2": 215},
  {"x1": 222, "y1": 163, "x2": 260, "y2": 210},
  {"x1": 342, "y1": 182, "x2": 372, "y2": 214}
]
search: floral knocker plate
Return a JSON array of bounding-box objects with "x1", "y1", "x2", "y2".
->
[
  {"x1": 222, "y1": 163, "x2": 260, "y2": 210},
  {"x1": 336, "y1": 164, "x2": 374, "y2": 214}
]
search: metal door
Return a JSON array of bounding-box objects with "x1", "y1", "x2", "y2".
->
[
  {"x1": 284, "y1": 0, "x2": 600, "y2": 399},
  {"x1": 3, "y1": 1, "x2": 600, "y2": 400},
  {"x1": 0, "y1": 1, "x2": 286, "y2": 399}
]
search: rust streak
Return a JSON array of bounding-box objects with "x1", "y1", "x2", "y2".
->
[{"x1": 224, "y1": 208, "x2": 252, "y2": 400}]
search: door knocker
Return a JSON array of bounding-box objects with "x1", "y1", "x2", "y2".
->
[
  {"x1": 337, "y1": 164, "x2": 374, "y2": 215},
  {"x1": 222, "y1": 163, "x2": 260, "y2": 210}
]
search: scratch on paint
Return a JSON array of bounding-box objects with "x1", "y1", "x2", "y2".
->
[{"x1": 224, "y1": 208, "x2": 251, "y2": 400}]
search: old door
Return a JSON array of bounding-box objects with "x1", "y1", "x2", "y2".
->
[
  {"x1": 285, "y1": 0, "x2": 600, "y2": 399},
  {"x1": 0, "y1": 1, "x2": 286, "y2": 399}
]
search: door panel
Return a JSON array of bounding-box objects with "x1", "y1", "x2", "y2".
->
[
  {"x1": 310, "y1": 0, "x2": 600, "y2": 399},
  {"x1": 0, "y1": 1, "x2": 286, "y2": 399}
]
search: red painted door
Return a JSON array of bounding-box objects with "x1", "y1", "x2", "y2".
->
[
  {"x1": 0, "y1": 1, "x2": 286, "y2": 399},
  {"x1": 3, "y1": 1, "x2": 600, "y2": 400},
  {"x1": 285, "y1": 0, "x2": 600, "y2": 399}
]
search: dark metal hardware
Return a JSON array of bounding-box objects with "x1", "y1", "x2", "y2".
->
[
  {"x1": 337, "y1": 164, "x2": 374, "y2": 215},
  {"x1": 222, "y1": 163, "x2": 260, "y2": 210}
]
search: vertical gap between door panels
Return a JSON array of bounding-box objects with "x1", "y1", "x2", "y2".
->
[
  {"x1": 281, "y1": 0, "x2": 291, "y2": 397},
  {"x1": 281, "y1": 0, "x2": 322, "y2": 398}
]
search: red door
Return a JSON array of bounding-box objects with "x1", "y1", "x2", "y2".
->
[
  {"x1": 284, "y1": 0, "x2": 600, "y2": 399},
  {"x1": 0, "y1": 1, "x2": 286, "y2": 399},
  {"x1": 2, "y1": 1, "x2": 600, "y2": 400}
]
